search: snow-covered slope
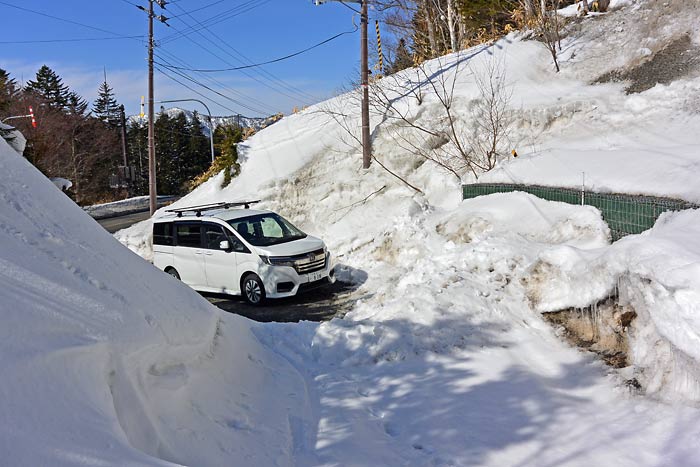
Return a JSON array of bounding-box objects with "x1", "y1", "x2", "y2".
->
[
  {"x1": 0, "y1": 136, "x2": 310, "y2": 465},
  {"x1": 112, "y1": 0, "x2": 700, "y2": 464}
]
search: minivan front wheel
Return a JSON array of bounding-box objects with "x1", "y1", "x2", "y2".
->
[
  {"x1": 242, "y1": 274, "x2": 265, "y2": 306},
  {"x1": 165, "y1": 267, "x2": 181, "y2": 280}
]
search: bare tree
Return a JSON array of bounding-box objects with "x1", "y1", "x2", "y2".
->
[
  {"x1": 316, "y1": 85, "x2": 425, "y2": 194},
  {"x1": 369, "y1": 52, "x2": 513, "y2": 181},
  {"x1": 469, "y1": 56, "x2": 514, "y2": 172},
  {"x1": 535, "y1": 0, "x2": 563, "y2": 72}
]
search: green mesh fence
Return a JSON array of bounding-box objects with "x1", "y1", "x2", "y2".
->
[{"x1": 462, "y1": 183, "x2": 699, "y2": 241}]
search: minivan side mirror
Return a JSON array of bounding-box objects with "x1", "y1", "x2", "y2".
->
[{"x1": 219, "y1": 240, "x2": 231, "y2": 251}]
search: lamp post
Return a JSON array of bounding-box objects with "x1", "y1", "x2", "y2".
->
[{"x1": 157, "y1": 98, "x2": 216, "y2": 163}]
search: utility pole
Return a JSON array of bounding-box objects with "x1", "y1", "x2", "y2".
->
[
  {"x1": 137, "y1": 0, "x2": 169, "y2": 215},
  {"x1": 360, "y1": 0, "x2": 370, "y2": 169},
  {"x1": 119, "y1": 105, "x2": 128, "y2": 167},
  {"x1": 147, "y1": 0, "x2": 156, "y2": 215},
  {"x1": 314, "y1": 0, "x2": 371, "y2": 169}
]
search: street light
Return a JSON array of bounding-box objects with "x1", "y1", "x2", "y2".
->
[{"x1": 157, "y1": 98, "x2": 216, "y2": 163}]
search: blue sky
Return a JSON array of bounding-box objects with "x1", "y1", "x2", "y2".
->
[{"x1": 0, "y1": 0, "x2": 370, "y2": 117}]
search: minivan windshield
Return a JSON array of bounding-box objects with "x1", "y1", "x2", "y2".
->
[{"x1": 228, "y1": 213, "x2": 307, "y2": 247}]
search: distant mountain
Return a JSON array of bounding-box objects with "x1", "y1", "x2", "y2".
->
[{"x1": 128, "y1": 107, "x2": 282, "y2": 135}]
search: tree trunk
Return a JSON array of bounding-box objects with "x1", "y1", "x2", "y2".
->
[
  {"x1": 579, "y1": 0, "x2": 589, "y2": 15},
  {"x1": 424, "y1": 0, "x2": 438, "y2": 57},
  {"x1": 447, "y1": 0, "x2": 458, "y2": 52}
]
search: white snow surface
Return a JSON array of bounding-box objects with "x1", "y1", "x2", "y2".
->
[
  {"x1": 9, "y1": 0, "x2": 700, "y2": 464},
  {"x1": 0, "y1": 136, "x2": 310, "y2": 466},
  {"x1": 116, "y1": 1, "x2": 700, "y2": 463}
]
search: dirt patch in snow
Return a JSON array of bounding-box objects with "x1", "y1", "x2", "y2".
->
[
  {"x1": 543, "y1": 298, "x2": 636, "y2": 368},
  {"x1": 595, "y1": 34, "x2": 700, "y2": 93}
]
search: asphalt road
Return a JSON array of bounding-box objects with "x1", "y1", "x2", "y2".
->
[
  {"x1": 97, "y1": 210, "x2": 152, "y2": 233},
  {"x1": 203, "y1": 279, "x2": 366, "y2": 323}
]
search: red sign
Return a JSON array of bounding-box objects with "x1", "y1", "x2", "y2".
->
[{"x1": 29, "y1": 106, "x2": 37, "y2": 128}]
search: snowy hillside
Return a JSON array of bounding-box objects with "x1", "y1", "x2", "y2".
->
[{"x1": 113, "y1": 0, "x2": 700, "y2": 465}]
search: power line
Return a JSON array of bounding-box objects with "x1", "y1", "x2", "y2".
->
[
  {"x1": 0, "y1": 1, "x2": 141, "y2": 38},
  {"x1": 169, "y1": 0, "x2": 226, "y2": 19},
  {"x1": 155, "y1": 59, "x2": 271, "y2": 116},
  {"x1": 166, "y1": 2, "x2": 319, "y2": 104},
  {"x1": 117, "y1": 0, "x2": 143, "y2": 7},
  {"x1": 160, "y1": 0, "x2": 268, "y2": 45},
  {"x1": 161, "y1": 19, "x2": 313, "y2": 104},
  {"x1": 154, "y1": 64, "x2": 241, "y2": 116},
  {"x1": 0, "y1": 35, "x2": 145, "y2": 44},
  {"x1": 156, "y1": 27, "x2": 358, "y2": 72},
  {"x1": 168, "y1": 1, "x2": 332, "y2": 103},
  {"x1": 155, "y1": 48, "x2": 277, "y2": 115}
]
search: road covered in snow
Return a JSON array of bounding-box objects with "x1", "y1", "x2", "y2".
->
[{"x1": 3, "y1": 0, "x2": 700, "y2": 465}]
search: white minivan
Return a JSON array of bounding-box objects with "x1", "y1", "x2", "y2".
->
[{"x1": 152, "y1": 202, "x2": 335, "y2": 305}]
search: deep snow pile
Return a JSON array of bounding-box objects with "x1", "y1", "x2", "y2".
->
[
  {"x1": 0, "y1": 136, "x2": 310, "y2": 465},
  {"x1": 529, "y1": 208, "x2": 700, "y2": 400},
  {"x1": 110, "y1": 0, "x2": 700, "y2": 464}
]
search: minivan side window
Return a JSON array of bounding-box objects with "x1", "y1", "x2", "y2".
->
[
  {"x1": 176, "y1": 224, "x2": 202, "y2": 248},
  {"x1": 203, "y1": 224, "x2": 227, "y2": 250},
  {"x1": 153, "y1": 222, "x2": 174, "y2": 246},
  {"x1": 227, "y1": 231, "x2": 250, "y2": 254}
]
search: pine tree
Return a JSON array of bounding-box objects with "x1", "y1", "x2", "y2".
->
[
  {"x1": 67, "y1": 91, "x2": 89, "y2": 116},
  {"x1": 187, "y1": 111, "x2": 211, "y2": 179},
  {"x1": 93, "y1": 80, "x2": 120, "y2": 125},
  {"x1": 213, "y1": 124, "x2": 242, "y2": 187},
  {"x1": 0, "y1": 68, "x2": 19, "y2": 115},
  {"x1": 25, "y1": 65, "x2": 71, "y2": 110},
  {"x1": 389, "y1": 39, "x2": 414, "y2": 74}
]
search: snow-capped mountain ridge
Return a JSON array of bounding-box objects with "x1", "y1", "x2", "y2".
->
[{"x1": 128, "y1": 107, "x2": 282, "y2": 134}]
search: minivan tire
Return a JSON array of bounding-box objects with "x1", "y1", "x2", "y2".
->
[
  {"x1": 242, "y1": 274, "x2": 265, "y2": 306},
  {"x1": 165, "y1": 267, "x2": 181, "y2": 280}
]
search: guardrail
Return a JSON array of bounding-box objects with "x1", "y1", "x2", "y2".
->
[{"x1": 462, "y1": 183, "x2": 699, "y2": 241}]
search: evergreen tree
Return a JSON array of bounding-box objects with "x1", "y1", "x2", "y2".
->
[
  {"x1": 186, "y1": 111, "x2": 212, "y2": 179},
  {"x1": 25, "y1": 65, "x2": 71, "y2": 110},
  {"x1": 126, "y1": 120, "x2": 149, "y2": 195},
  {"x1": 93, "y1": 80, "x2": 120, "y2": 125},
  {"x1": 213, "y1": 124, "x2": 242, "y2": 187},
  {"x1": 0, "y1": 68, "x2": 19, "y2": 115},
  {"x1": 389, "y1": 39, "x2": 414, "y2": 74},
  {"x1": 67, "y1": 91, "x2": 89, "y2": 116}
]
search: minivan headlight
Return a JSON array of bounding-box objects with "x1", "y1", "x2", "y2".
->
[{"x1": 260, "y1": 255, "x2": 296, "y2": 267}]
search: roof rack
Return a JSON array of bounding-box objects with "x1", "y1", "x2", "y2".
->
[{"x1": 165, "y1": 200, "x2": 261, "y2": 217}]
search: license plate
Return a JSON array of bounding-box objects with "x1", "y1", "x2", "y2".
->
[{"x1": 307, "y1": 271, "x2": 324, "y2": 282}]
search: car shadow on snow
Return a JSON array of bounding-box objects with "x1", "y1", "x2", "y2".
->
[{"x1": 202, "y1": 264, "x2": 369, "y2": 323}]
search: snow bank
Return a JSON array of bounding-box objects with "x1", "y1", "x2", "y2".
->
[
  {"x1": 0, "y1": 135, "x2": 309, "y2": 465},
  {"x1": 528, "y1": 208, "x2": 700, "y2": 399},
  {"x1": 0, "y1": 122, "x2": 26, "y2": 154},
  {"x1": 437, "y1": 192, "x2": 610, "y2": 248}
]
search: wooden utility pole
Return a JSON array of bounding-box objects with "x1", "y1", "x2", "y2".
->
[
  {"x1": 147, "y1": 0, "x2": 157, "y2": 215},
  {"x1": 138, "y1": 0, "x2": 169, "y2": 215},
  {"x1": 314, "y1": 0, "x2": 371, "y2": 169},
  {"x1": 119, "y1": 105, "x2": 128, "y2": 167},
  {"x1": 360, "y1": 0, "x2": 371, "y2": 169}
]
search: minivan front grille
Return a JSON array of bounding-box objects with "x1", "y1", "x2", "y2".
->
[{"x1": 293, "y1": 248, "x2": 326, "y2": 275}]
